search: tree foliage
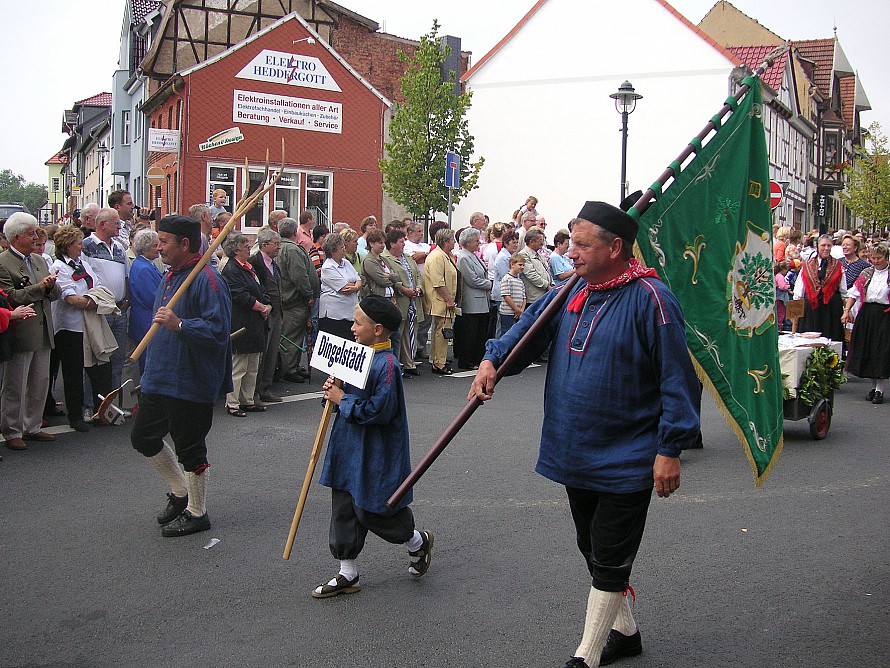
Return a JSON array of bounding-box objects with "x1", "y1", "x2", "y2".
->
[
  {"x1": 379, "y1": 21, "x2": 484, "y2": 220},
  {"x1": 0, "y1": 169, "x2": 48, "y2": 215},
  {"x1": 839, "y1": 122, "x2": 890, "y2": 232}
]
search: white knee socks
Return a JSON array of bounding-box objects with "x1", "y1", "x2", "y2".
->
[
  {"x1": 148, "y1": 441, "x2": 188, "y2": 498},
  {"x1": 574, "y1": 587, "x2": 623, "y2": 666},
  {"x1": 612, "y1": 591, "x2": 638, "y2": 635},
  {"x1": 339, "y1": 559, "x2": 358, "y2": 580},
  {"x1": 185, "y1": 470, "x2": 208, "y2": 517}
]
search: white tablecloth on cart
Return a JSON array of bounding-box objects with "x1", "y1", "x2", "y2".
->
[{"x1": 778, "y1": 334, "x2": 843, "y2": 398}]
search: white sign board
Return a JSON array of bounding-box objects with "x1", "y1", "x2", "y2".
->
[
  {"x1": 199, "y1": 127, "x2": 245, "y2": 151},
  {"x1": 235, "y1": 49, "x2": 342, "y2": 92},
  {"x1": 310, "y1": 332, "x2": 374, "y2": 389},
  {"x1": 233, "y1": 89, "x2": 342, "y2": 134},
  {"x1": 148, "y1": 128, "x2": 180, "y2": 153}
]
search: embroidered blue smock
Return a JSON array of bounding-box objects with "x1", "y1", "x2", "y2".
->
[
  {"x1": 141, "y1": 258, "x2": 233, "y2": 403},
  {"x1": 319, "y1": 349, "x2": 413, "y2": 514},
  {"x1": 483, "y1": 276, "x2": 700, "y2": 493}
]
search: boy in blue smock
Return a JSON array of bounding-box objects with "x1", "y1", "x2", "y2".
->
[{"x1": 314, "y1": 294, "x2": 433, "y2": 598}]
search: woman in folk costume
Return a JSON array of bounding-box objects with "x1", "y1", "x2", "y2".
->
[
  {"x1": 842, "y1": 243, "x2": 890, "y2": 405},
  {"x1": 792, "y1": 233, "x2": 847, "y2": 343}
]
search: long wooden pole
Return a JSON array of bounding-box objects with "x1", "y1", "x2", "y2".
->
[
  {"x1": 130, "y1": 141, "x2": 286, "y2": 362},
  {"x1": 283, "y1": 379, "x2": 341, "y2": 560},
  {"x1": 386, "y1": 56, "x2": 782, "y2": 509}
]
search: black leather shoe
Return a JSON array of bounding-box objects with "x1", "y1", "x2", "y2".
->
[
  {"x1": 866, "y1": 389, "x2": 876, "y2": 401},
  {"x1": 283, "y1": 373, "x2": 305, "y2": 384},
  {"x1": 600, "y1": 629, "x2": 642, "y2": 666},
  {"x1": 564, "y1": 658, "x2": 589, "y2": 668},
  {"x1": 69, "y1": 420, "x2": 91, "y2": 433},
  {"x1": 161, "y1": 510, "x2": 211, "y2": 537},
  {"x1": 157, "y1": 493, "x2": 189, "y2": 525},
  {"x1": 44, "y1": 406, "x2": 66, "y2": 417},
  {"x1": 873, "y1": 391, "x2": 884, "y2": 405}
]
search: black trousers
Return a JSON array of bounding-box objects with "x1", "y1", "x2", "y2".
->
[
  {"x1": 566, "y1": 487, "x2": 652, "y2": 592},
  {"x1": 54, "y1": 330, "x2": 112, "y2": 423},
  {"x1": 328, "y1": 488, "x2": 415, "y2": 560},
  {"x1": 453, "y1": 311, "x2": 490, "y2": 369},
  {"x1": 130, "y1": 392, "x2": 213, "y2": 472}
]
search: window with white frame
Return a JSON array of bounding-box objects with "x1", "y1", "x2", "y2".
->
[
  {"x1": 122, "y1": 110, "x2": 131, "y2": 146},
  {"x1": 52, "y1": 177, "x2": 60, "y2": 193},
  {"x1": 305, "y1": 172, "x2": 331, "y2": 226},
  {"x1": 273, "y1": 171, "x2": 300, "y2": 219}
]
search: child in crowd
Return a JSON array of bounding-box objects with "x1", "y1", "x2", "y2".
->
[
  {"x1": 314, "y1": 294, "x2": 433, "y2": 598},
  {"x1": 775, "y1": 260, "x2": 790, "y2": 330},
  {"x1": 499, "y1": 253, "x2": 527, "y2": 335}
]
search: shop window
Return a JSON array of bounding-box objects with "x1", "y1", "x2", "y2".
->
[
  {"x1": 244, "y1": 169, "x2": 266, "y2": 228},
  {"x1": 273, "y1": 171, "x2": 300, "y2": 218},
  {"x1": 306, "y1": 173, "x2": 331, "y2": 227},
  {"x1": 208, "y1": 165, "x2": 236, "y2": 218}
]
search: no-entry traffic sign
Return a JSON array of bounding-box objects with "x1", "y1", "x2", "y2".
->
[{"x1": 769, "y1": 180, "x2": 783, "y2": 211}]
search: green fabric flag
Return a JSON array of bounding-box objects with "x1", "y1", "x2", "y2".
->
[{"x1": 634, "y1": 77, "x2": 782, "y2": 485}]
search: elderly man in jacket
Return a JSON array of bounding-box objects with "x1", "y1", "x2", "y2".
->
[
  {"x1": 0, "y1": 213, "x2": 62, "y2": 449},
  {"x1": 277, "y1": 217, "x2": 317, "y2": 383}
]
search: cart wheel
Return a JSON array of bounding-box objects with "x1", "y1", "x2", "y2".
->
[{"x1": 808, "y1": 398, "x2": 832, "y2": 440}]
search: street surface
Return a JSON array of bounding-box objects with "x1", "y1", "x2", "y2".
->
[{"x1": 1, "y1": 363, "x2": 887, "y2": 667}]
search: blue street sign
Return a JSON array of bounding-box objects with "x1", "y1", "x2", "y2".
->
[{"x1": 445, "y1": 151, "x2": 460, "y2": 189}]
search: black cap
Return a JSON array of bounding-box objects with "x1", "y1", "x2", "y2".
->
[
  {"x1": 158, "y1": 215, "x2": 201, "y2": 251},
  {"x1": 359, "y1": 294, "x2": 402, "y2": 333},
  {"x1": 576, "y1": 201, "x2": 638, "y2": 244},
  {"x1": 619, "y1": 190, "x2": 644, "y2": 213}
]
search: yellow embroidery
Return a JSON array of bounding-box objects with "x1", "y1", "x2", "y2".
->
[
  {"x1": 747, "y1": 366, "x2": 772, "y2": 394},
  {"x1": 682, "y1": 235, "x2": 707, "y2": 285},
  {"x1": 748, "y1": 181, "x2": 762, "y2": 199}
]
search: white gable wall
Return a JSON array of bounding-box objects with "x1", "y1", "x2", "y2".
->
[{"x1": 453, "y1": 0, "x2": 738, "y2": 233}]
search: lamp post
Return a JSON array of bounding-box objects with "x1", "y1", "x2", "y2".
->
[{"x1": 610, "y1": 80, "x2": 643, "y2": 202}]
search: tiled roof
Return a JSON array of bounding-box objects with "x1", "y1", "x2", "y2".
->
[
  {"x1": 839, "y1": 76, "x2": 856, "y2": 129},
  {"x1": 131, "y1": 0, "x2": 161, "y2": 25},
  {"x1": 792, "y1": 38, "x2": 834, "y2": 94},
  {"x1": 45, "y1": 151, "x2": 66, "y2": 165},
  {"x1": 75, "y1": 92, "x2": 113, "y2": 107},
  {"x1": 727, "y1": 45, "x2": 786, "y2": 92}
]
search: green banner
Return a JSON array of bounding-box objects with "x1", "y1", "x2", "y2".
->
[{"x1": 634, "y1": 77, "x2": 782, "y2": 485}]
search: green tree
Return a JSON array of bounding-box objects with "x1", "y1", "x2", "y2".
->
[
  {"x1": 0, "y1": 169, "x2": 48, "y2": 215},
  {"x1": 379, "y1": 21, "x2": 483, "y2": 220},
  {"x1": 840, "y1": 122, "x2": 890, "y2": 233}
]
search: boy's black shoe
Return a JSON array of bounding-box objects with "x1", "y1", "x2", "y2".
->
[
  {"x1": 157, "y1": 493, "x2": 188, "y2": 525},
  {"x1": 599, "y1": 629, "x2": 643, "y2": 665},
  {"x1": 161, "y1": 510, "x2": 210, "y2": 537},
  {"x1": 408, "y1": 530, "x2": 434, "y2": 578}
]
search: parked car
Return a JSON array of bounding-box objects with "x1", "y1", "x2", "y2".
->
[{"x1": 0, "y1": 202, "x2": 28, "y2": 218}]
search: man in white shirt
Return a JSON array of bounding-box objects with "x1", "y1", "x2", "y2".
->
[{"x1": 82, "y1": 208, "x2": 130, "y2": 397}]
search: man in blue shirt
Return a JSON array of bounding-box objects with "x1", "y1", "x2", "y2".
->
[
  {"x1": 470, "y1": 201, "x2": 700, "y2": 668},
  {"x1": 130, "y1": 215, "x2": 232, "y2": 538}
]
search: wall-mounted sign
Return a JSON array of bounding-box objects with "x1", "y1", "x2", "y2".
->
[
  {"x1": 233, "y1": 90, "x2": 342, "y2": 134},
  {"x1": 199, "y1": 127, "x2": 246, "y2": 152},
  {"x1": 148, "y1": 128, "x2": 180, "y2": 153},
  {"x1": 236, "y1": 50, "x2": 341, "y2": 92}
]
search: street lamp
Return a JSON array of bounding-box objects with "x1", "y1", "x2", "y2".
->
[{"x1": 610, "y1": 80, "x2": 643, "y2": 202}]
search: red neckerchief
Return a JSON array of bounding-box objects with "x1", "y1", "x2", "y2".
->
[
  {"x1": 566, "y1": 259, "x2": 659, "y2": 312},
  {"x1": 802, "y1": 256, "x2": 842, "y2": 309}
]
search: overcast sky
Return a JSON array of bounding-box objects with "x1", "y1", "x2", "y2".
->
[{"x1": 1, "y1": 0, "x2": 886, "y2": 186}]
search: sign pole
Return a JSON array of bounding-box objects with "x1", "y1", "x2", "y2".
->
[{"x1": 445, "y1": 150, "x2": 460, "y2": 230}]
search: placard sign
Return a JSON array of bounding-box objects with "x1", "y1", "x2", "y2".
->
[
  {"x1": 233, "y1": 90, "x2": 342, "y2": 134},
  {"x1": 310, "y1": 332, "x2": 374, "y2": 389},
  {"x1": 148, "y1": 128, "x2": 180, "y2": 153}
]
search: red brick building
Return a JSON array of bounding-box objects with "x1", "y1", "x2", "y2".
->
[
  {"x1": 142, "y1": 13, "x2": 391, "y2": 230},
  {"x1": 136, "y1": 1, "x2": 470, "y2": 231}
]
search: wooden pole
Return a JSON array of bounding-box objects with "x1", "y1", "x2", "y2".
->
[
  {"x1": 386, "y1": 55, "x2": 783, "y2": 509},
  {"x1": 130, "y1": 140, "x2": 285, "y2": 362},
  {"x1": 283, "y1": 381, "x2": 340, "y2": 560}
]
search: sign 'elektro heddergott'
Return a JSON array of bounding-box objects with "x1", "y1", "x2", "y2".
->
[
  {"x1": 236, "y1": 49, "x2": 342, "y2": 92},
  {"x1": 310, "y1": 332, "x2": 374, "y2": 389}
]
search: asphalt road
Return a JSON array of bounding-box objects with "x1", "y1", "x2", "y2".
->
[{"x1": 1, "y1": 363, "x2": 887, "y2": 668}]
